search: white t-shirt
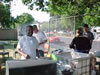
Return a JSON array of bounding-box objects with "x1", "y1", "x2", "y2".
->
[
  {"x1": 17, "y1": 35, "x2": 38, "y2": 59},
  {"x1": 33, "y1": 31, "x2": 47, "y2": 50}
]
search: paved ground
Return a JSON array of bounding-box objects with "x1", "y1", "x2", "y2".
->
[
  {"x1": 50, "y1": 36, "x2": 100, "y2": 52},
  {"x1": 50, "y1": 36, "x2": 100, "y2": 75},
  {"x1": 0, "y1": 36, "x2": 100, "y2": 75}
]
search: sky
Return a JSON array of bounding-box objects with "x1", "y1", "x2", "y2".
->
[{"x1": 10, "y1": 0, "x2": 50, "y2": 22}]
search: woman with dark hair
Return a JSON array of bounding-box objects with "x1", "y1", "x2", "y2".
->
[{"x1": 69, "y1": 28, "x2": 91, "y2": 53}]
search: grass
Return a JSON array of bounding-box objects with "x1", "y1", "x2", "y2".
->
[
  {"x1": 0, "y1": 41, "x2": 56, "y2": 75},
  {"x1": 0, "y1": 42, "x2": 20, "y2": 75}
]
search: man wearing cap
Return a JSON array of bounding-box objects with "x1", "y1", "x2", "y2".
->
[{"x1": 83, "y1": 24, "x2": 94, "y2": 45}]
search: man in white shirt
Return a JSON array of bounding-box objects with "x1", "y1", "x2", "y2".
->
[
  {"x1": 33, "y1": 25, "x2": 47, "y2": 57},
  {"x1": 16, "y1": 25, "x2": 38, "y2": 60}
]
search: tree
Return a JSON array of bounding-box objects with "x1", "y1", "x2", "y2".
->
[
  {"x1": 22, "y1": 0, "x2": 48, "y2": 11},
  {"x1": 0, "y1": 2, "x2": 12, "y2": 28},
  {"x1": 21, "y1": 0, "x2": 100, "y2": 28},
  {"x1": 15, "y1": 13, "x2": 34, "y2": 25},
  {"x1": 40, "y1": 21, "x2": 49, "y2": 31},
  {"x1": 21, "y1": 0, "x2": 100, "y2": 14}
]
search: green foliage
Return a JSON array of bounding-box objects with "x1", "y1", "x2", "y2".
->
[
  {"x1": 48, "y1": 0, "x2": 99, "y2": 15},
  {"x1": 49, "y1": 0, "x2": 100, "y2": 28},
  {"x1": 22, "y1": 0, "x2": 48, "y2": 11},
  {"x1": 0, "y1": 1, "x2": 34, "y2": 28},
  {"x1": 0, "y1": 3, "x2": 12, "y2": 28},
  {"x1": 15, "y1": 13, "x2": 34, "y2": 25},
  {"x1": 40, "y1": 22, "x2": 49, "y2": 31},
  {"x1": 1, "y1": 0, "x2": 12, "y2": 3},
  {"x1": 21, "y1": 0, "x2": 100, "y2": 28},
  {"x1": 60, "y1": 16, "x2": 74, "y2": 30}
]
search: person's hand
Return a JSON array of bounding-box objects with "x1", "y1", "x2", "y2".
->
[
  {"x1": 39, "y1": 43, "x2": 42, "y2": 45},
  {"x1": 23, "y1": 54, "x2": 30, "y2": 59}
]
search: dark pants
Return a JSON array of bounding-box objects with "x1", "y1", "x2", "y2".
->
[{"x1": 36, "y1": 50, "x2": 44, "y2": 57}]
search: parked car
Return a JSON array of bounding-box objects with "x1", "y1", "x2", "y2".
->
[
  {"x1": 91, "y1": 26, "x2": 100, "y2": 33},
  {"x1": 46, "y1": 33, "x2": 60, "y2": 43}
]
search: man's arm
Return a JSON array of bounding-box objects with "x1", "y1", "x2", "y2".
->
[
  {"x1": 90, "y1": 32, "x2": 94, "y2": 45},
  {"x1": 39, "y1": 32, "x2": 47, "y2": 45},
  {"x1": 16, "y1": 48, "x2": 29, "y2": 59},
  {"x1": 69, "y1": 38, "x2": 75, "y2": 49},
  {"x1": 39, "y1": 40, "x2": 47, "y2": 45}
]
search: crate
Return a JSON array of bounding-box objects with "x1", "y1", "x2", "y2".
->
[
  {"x1": 71, "y1": 57, "x2": 90, "y2": 75},
  {"x1": 56, "y1": 52, "x2": 92, "y2": 75}
]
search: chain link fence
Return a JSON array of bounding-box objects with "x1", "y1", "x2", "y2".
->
[
  {"x1": 40, "y1": 16, "x2": 76, "y2": 52},
  {"x1": 49, "y1": 16, "x2": 75, "y2": 37}
]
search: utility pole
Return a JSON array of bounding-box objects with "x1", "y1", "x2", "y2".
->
[
  {"x1": 74, "y1": 16, "x2": 76, "y2": 36},
  {"x1": 48, "y1": 18, "x2": 51, "y2": 53}
]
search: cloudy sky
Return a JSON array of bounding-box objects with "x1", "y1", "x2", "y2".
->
[{"x1": 10, "y1": 0, "x2": 50, "y2": 22}]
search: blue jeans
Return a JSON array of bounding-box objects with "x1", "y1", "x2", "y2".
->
[
  {"x1": 36, "y1": 50, "x2": 44, "y2": 57},
  {"x1": 74, "y1": 49, "x2": 89, "y2": 54}
]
